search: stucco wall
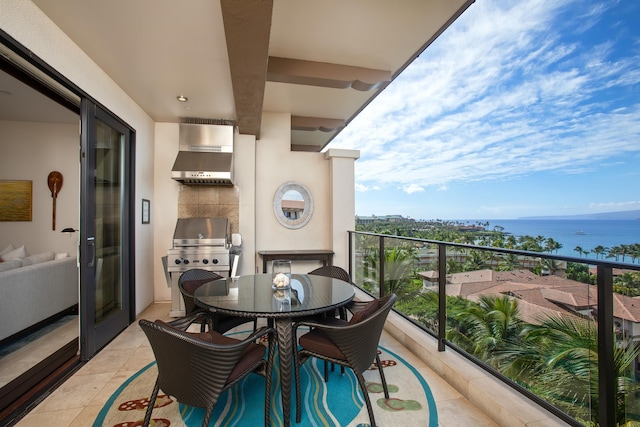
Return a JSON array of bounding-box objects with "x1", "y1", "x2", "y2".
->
[
  {"x1": 1, "y1": 0, "x2": 156, "y2": 314},
  {"x1": 255, "y1": 112, "x2": 332, "y2": 274},
  {"x1": 0, "y1": 120, "x2": 79, "y2": 256}
]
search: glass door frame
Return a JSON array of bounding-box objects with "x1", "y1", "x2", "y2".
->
[{"x1": 80, "y1": 100, "x2": 136, "y2": 360}]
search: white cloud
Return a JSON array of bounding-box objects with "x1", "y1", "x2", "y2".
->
[
  {"x1": 331, "y1": 0, "x2": 640, "y2": 194},
  {"x1": 355, "y1": 183, "x2": 380, "y2": 192},
  {"x1": 403, "y1": 184, "x2": 424, "y2": 194}
]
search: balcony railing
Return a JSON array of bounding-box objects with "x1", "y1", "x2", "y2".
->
[{"x1": 348, "y1": 231, "x2": 640, "y2": 427}]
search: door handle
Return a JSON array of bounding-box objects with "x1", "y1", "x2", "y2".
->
[{"x1": 87, "y1": 237, "x2": 96, "y2": 268}]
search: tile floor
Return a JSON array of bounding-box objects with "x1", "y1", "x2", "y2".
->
[{"x1": 14, "y1": 302, "x2": 498, "y2": 427}]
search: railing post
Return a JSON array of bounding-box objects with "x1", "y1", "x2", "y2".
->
[
  {"x1": 379, "y1": 235, "x2": 385, "y2": 297},
  {"x1": 438, "y1": 243, "x2": 447, "y2": 351},
  {"x1": 348, "y1": 231, "x2": 353, "y2": 280},
  {"x1": 597, "y1": 265, "x2": 615, "y2": 427}
]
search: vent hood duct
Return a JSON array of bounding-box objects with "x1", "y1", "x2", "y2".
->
[{"x1": 171, "y1": 122, "x2": 235, "y2": 185}]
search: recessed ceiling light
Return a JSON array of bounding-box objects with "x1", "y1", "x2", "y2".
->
[{"x1": 177, "y1": 95, "x2": 188, "y2": 102}]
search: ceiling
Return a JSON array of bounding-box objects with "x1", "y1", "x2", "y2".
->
[{"x1": 13, "y1": 0, "x2": 473, "y2": 151}]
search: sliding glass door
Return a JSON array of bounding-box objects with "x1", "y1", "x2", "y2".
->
[{"x1": 80, "y1": 100, "x2": 134, "y2": 359}]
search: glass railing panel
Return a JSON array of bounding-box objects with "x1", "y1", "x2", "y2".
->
[
  {"x1": 398, "y1": 240, "x2": 440, "y2": 335},
  {"x1": 352, "y1": 233, "x2": 382, "y2": 297},
  {"x1": 348, "y1": 231, "x2": 640, "y2": 426},
  {"x1": 443, "y1": 252, "x2": 600, "y2": 423},
  {"x1": 615, "y1": 267, "x2": 640, "y2": 425}
]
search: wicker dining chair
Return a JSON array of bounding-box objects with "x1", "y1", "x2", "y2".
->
[
  {"x1": 293, "y1": 293, "x2": 397, "y2": 427},
  {"x1": 178, "y1": 268, "x2": 257, "y2": 333},
  {"x1": 307, "y1": 265, "x2": 352, "y2": 321},
  {"x1": 307, "y1": 265, "x2": 353, "y2": 378},
  {"x1": 139, "y1": 312, "x2": 274, "y2": 427}
]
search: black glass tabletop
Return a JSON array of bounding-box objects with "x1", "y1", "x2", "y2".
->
[{"x1": 193, "y1": 273, "x2": 355, "y2": 317}]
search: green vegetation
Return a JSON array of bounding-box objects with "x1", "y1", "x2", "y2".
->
[{"x1": 353, "y1": 219, "x2": 640, "y2": 425}]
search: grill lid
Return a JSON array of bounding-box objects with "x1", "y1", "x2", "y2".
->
[{"x1": 172, "y1": 217, "x2": 230, "y2": 247}]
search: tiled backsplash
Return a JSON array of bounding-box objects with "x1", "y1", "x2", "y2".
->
[{"x1": 177, "y1": 185, "x2": 240, "y2": 234}]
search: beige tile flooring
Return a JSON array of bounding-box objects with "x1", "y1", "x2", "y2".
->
[{"x1": 14, "y1": 302, "x2": 497, "y2": 427}]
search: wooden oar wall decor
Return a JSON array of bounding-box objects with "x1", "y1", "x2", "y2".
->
[{"x1": 47, "y1": 171, "x2": 63, "y2": 230}]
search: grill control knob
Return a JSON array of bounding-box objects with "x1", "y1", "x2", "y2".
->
[
  {"x1": 212, "y1": 258, "x2": 219, "y2": 264},
  {"x1": 174, "y1": 259, "x2": 181, "y2": 265},
  {"x1": 202, "y1": 259, "x2": 209, "y2": 264},
  {"x1": 183, "y1": 259, "x2": 190, "y2": 265}
]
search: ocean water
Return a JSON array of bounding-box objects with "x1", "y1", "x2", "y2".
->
[{"x1": 463, "y1": 219, "x2": 640, "y2": 263}]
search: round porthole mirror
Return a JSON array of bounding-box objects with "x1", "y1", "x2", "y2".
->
[{"x1": 273, "y1": 182, "x2": 313, "y2": 229}]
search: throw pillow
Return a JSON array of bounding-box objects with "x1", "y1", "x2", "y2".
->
[
  {"x1": 55, "y1": 252, "x2": 70, "y2": 259},
  {"x1": 22, "y1": 251, "x2": 55, "y2": 266},
  {"x1": 0, "y1": 244, "x2": 15, "y2": 256},
  {"x1": 0, "y1": 245, "x2": 28, "y2": 262},
  {"x1": 348, "y1": 299, "x2": 380, "y2": 325}
]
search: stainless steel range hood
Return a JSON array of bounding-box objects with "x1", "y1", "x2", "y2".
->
[{"x1": 171, "y1": 123, "x2": 235, "y2": 185}]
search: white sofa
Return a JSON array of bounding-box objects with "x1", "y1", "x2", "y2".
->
[{"x1": 0, "y1": 256, "x2": 79, "y2": 342}]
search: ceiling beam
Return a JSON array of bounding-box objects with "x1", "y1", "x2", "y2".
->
[
  {"x1": 291, "y1": 144, "x2": 322, "y2": 152},
  {"x1": 220, "y1": 0, "x2": 273, "y2": 138},
  {"x1": 267, "y1": 57, "x2": 391, "y2": 91},
  {"x1": 291, "y1": 115, "x2": 345, "y2": 132}
]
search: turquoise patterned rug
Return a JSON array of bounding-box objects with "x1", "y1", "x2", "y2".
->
[{"x1": 94, "y1": 334, "x2": 437, "y2": 426}]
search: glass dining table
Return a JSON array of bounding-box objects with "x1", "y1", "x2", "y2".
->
[{"x1": 193, "y1": 273, "x2": 355, "y2": 426}]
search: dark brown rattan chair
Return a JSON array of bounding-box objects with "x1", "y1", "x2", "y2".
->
[
  {"x1": 307, "y1": 265, "x2": 351, "y2": 282},
  {"x1": 307, "y1": 265, "x2": 354, "y2": 379},
  {"x1": 293, "y1": 294, "x2": 397, "y2": 427},
  {"x1": 308, "y1": 265, "x2": 352, "y2": 321},
  {"x1": 178, "y1": 268, "x2": 257, "y2": 333},
  {"x1": 139, "y1": 312, "x2": 274, "y2": 427}
]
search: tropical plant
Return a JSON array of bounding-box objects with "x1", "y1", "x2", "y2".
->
[
  {"x1": 496, "y1": 253, "x2": 522, "y2": 271},
  {"x1": 361, "y1": 244, "x2": 418, "y2": 299},
  {"x1": 448, "y1": 295, "x2": 523, "y2": 364},
  {"x1": 497, "y1": 314, "x2": 640, "y2": 425}
]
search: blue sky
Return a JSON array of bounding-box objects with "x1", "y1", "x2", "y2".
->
[{"x1": 330, "y1": 0, "x2": 640, "y2": 220}]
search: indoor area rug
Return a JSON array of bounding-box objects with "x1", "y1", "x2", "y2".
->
[{"x1": 94, "y1": 334, "x2": 437, "y2": 427}]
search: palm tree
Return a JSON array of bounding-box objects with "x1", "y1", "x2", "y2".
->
[
  {"x1": 607, "y1": 245, "x2": 625, "y2": 262},
  {"x1": 463, "y1": 249, "x2": 487, "y2": 271},
  {"x1": 362, "y1": 245, "x2": 417, "y2": 298},
  {"x1": 497, "y1": 314, "x2": 640, "y2": 425},
  {"x1": 538, "y1": 258, "x2": 561, "y2": 276},
  {"x1": 497, "y1": 253, "x2": 522, "y2": 271},
  {"x1": 574, "y1": 246, "x2": 584, "y2": 257},
  {"x1": 545, "y1": 237, "x2": 562, "y2": 254},
  {"x1": 592, "y1": 245, "x2": 607, "y2": 260},
  {"x1": 504, "y1": 235, "x2": 517, "y2": 249},
  {"x1": 448, "y1": 295, "x2": 523, "y2": 364}
]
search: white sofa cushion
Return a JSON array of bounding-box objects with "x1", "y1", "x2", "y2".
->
[
  {"x1": 55, "y1": 252, "x2": 70, "y2": 260},
  {"x1": 0, "y1": 259, "x2": 22, "y2": 272},
  {"x1": 0, "y1": 245, "x2": 28, "y2": 262},
  {"x1": 22, "y1": 251, "x2": 55, "y2": 266}
]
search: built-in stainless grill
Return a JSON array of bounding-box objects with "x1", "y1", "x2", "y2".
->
[
  {"x1": 167, "y1": 217, "x2": 231, "y2": 274},
  {"x1": 166, "y1": 217, "x2": 233, "y2": 316}
]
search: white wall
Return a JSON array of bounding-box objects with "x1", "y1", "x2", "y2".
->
[
  {"x1": 152, "y1": 122, "x2": 180, "y2": 301},
  {"x1": 1, "y1": 0, "x2": 156, "y2": 314},
  {"x1": 255, "y1": 112, "x2": 331, "y2": 273},
  {"x1": 0, "y1": 120, "x2": 79, "y2": 256},
  {"x1": 325, "y1": 149, "x2": 360, "y2": 269}
]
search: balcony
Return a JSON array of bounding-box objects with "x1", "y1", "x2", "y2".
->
[{"x1": 12, "y1": 232, "x2": 638, "y2": 426}]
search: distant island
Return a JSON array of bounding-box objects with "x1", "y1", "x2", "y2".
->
[{"x1": 519, "y1": 209, "x2": 640, "y2": 221}]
